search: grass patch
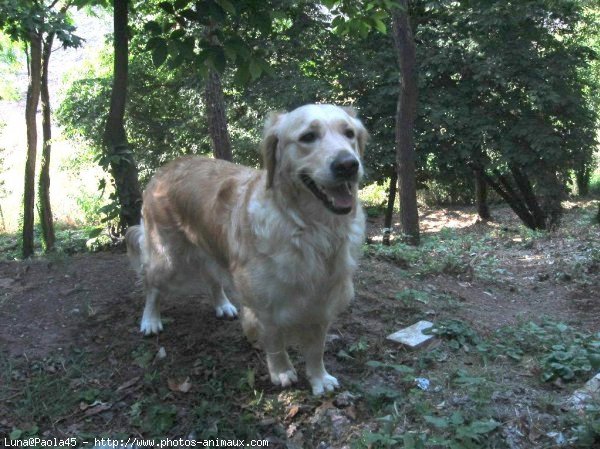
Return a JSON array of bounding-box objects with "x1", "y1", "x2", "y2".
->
[
  {"x1": 353, "y1": 319, "x2": 600, "y2": 448},
  {"x1": 359, "y1": 181, "x2": 391, "y2": 217},
  {"x1": 364, "y1": 227, "x2": 489, "y2": 279},
  {"x1": 0, "y1": 350, "x2": 88, "y2": 437},
  {"x1": 0, "y1": 223, "x2": 112, "y2": 260}
]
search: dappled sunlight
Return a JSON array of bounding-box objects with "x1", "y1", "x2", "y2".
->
[{"x1": 419, "y1": 207, "x2": 480, "y2": 234}]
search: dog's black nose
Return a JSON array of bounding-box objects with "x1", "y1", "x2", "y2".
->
[{"x1": 331, "y1": 151, "x2": 359, "y2": 179}]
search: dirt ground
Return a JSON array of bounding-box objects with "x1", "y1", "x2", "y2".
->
[{"x1": 0, "y1": 202, "x2": 598, "y2": 448}]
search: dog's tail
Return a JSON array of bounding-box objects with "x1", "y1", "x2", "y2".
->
[{"x1": 125, "y1": 221, "x2": 145, "y2": 275}]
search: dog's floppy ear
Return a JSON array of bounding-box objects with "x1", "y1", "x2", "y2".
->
[
  {"x1": 262, "y1": 111, "x2": 285, "y2": 189},
  {"x1": 355, "y1": 118, "x2": 369, "y2": 157},
  {"x1": 343, "y1": 107, "x2": 369, "y2": 157}
]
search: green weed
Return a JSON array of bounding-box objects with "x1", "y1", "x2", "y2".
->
[
  {"x1": 496, "y1": 321, "x2": 600, "y2": 383},
  {"x1": 359, "y1": 181, "x2": 390, "y2": 213},
  {"x1": 0, "y1": 351, "x2": 87, "y2": 432},
  {"x1": 395, "y1": 288, "x2": 429, "y2": 306}
]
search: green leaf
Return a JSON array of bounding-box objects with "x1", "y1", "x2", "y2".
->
[
  {"x1": 366, "y1": 360, "x2": 386, "y2": 368},
  {"x1": 206, "y1": 46, "x2": 226, "y2": 73},
  {"x1": 467, "y1": 419, "x2": 500, "y2": 434},
  {"x1": 88, "y1": 227, "x2": 103, "y2": 238},
  {"x1": 143, "y1": 20, "x2": 162, "y2": 35},
  {"x1": 173, "y1": 0, "x2": 191, "y2": 9},
  {"x1": 336, "y1": 349, "x2": 354, "y2": 360},
  {"x1": 158, "y1": 2, "x2": 174, "y2": 14},
  {"x1": 9, "y1": 429, "x2": 22, "y2": 440},
  {"x1": 424, "y1": 415, "x2": 450, "y2": 428},
  {"x1": 373, "y1": 18, "x2": 387, "y2": 34},
  {"x1": 389, "y1": 364, "x2": 415, "y2": 373},
  {"x1": 152, "y1": 38, "x2": 169, "y2": 67},
  {"x1": 450, "y1": 412, "x2": 465, "y2": 425},
  {"x1": 215, "y1": 0, "x2": 236, "y2": 14},
  {"x1": 249, "y1": 59, "x2": 262, "y2": 80},
  {"x1": 170, "y1": 28, "x2": 185, "y2": 40}
]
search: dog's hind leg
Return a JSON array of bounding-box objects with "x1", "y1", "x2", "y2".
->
[
  {"x1": 140, "y1": 287, "x2": 163, "y2": 335},
  {"x1": 208, "y1": 279, "x2": 238, "y2": 319}
]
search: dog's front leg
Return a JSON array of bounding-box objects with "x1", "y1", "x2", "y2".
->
[
  {"x1": 262, "y1": 323, "x2": 298, "y2": 388},
  {"x1": 300, "y1": 323, "x2": 339, "y2": 395}
]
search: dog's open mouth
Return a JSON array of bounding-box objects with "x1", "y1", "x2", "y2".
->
[{"x1": 300, "y1": 174, "x2": 354, "y2": 215}]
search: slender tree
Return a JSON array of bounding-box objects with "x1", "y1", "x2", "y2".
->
[
  {"x1": 23, "y1": 30, "x2": 43, "y2": 258},
  {"x1": 383, "y1": 172, "x2": 397, "y2": 246},
  {"x1": 38, "y1": 30, "x2": 56, "y2": 251},
  {"x1": 391, "y1": 0, "x2": 419, "y2": 245},
  {"x1": 1, "y1": 0, "x2": 81, "y2": 257},
  {"x1": 204, "y1": 68, "x2": 233, "y2": 161},
  {"x1": 104, "y1": 0, "x2": 142, "y2": 230},
  {"x1": 474, "y1": 169, "x2": 490, "y2": 221}
]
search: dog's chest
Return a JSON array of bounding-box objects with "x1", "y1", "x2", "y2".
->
[{"x1": 255, "y1": 222, "x2": 357, "y2": 294}]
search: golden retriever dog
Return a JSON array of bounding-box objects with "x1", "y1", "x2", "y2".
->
[{"x1": 125, "y1": 104, "x2": 367, "y2": 395}]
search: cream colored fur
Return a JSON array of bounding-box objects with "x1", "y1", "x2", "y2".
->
[{"x1": 125, "y1": 104, "x2": 367, "y2": 395}]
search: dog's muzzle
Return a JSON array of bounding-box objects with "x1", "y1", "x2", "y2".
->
[
  {"x1": 330, "y1": 151, "x2": 359, "y2": 181},
  {"x1": 300, "y1": 174, "x2": 355, "y2": 215}
]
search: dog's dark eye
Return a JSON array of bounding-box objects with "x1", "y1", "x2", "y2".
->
[
  {"x1": 345, "y1": 129, "x2": 355, "y2": 139},
  {"x1": 299, "y1": 132, "x2": 317, "y2": 143}
]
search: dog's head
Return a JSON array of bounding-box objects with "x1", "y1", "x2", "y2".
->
[{"x1": 261, "y1": 104, "x2": 368, "y2": 215}]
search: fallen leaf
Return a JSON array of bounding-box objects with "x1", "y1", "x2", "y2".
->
[
  {"x1": 83, "y1": 401, "x2": 112, "y2": 417},
  {"x1": 286, "y1": 405, "x2": 300, "y2": 421},
  {"x1": 168, "y1": 377, "x2": 192, "y2": 393},
  {"x1": 345, "y1": 405, "x2": 357, "y2": 420},
  {"x1": 316, "y1": 400, "x2": 336, "y2": 414},
  {"x1": 116, "y1": 376, "x2": 140, "y2": 392}
]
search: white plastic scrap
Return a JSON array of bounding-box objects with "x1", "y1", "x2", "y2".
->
[{"x1": 415, "y1": 377, "x2": 430, "y2": 391}]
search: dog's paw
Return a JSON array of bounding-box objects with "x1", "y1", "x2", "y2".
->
[
  {"x1": 140, "y1": 317, "x2": 163, "y2": 336},
  {"x1": 310, "y1": 373, "x2": 339, "y2": 396},
  {"x1": 270, "y1": 369, "x2": 298, "y2": 388},
  {"x1": 215, "y1": 303, "x2": 238, "y2": 319}
]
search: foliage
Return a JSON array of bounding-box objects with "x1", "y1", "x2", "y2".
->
[
  {"x1": 327, "y1": 0, "x2": 600, "y2": 220},
  {"x1": 133, "y1": 0, "x2": 280, "y2": 82},
  {"x1": 0, "y1": 32, "x2": 20, "y2": 100},
  {"x1": 57, "y1": 50, "x2": 211, "y2": 185},
  {"x1": 416, "y1": 0, "x2": 598, "y2": 226},
  {"x1": 57, "y1": 0, "x2": 600, "y2": 224},
  {"x1": 58, "y1": 3, "x2": 346, "y2": 182},
  {"x1": 0, "y1": 224, "x2": 111, "y2": 260},
  {"x1": 496, "y1": 321, "x2": 600, "y2": 383},
  {"x1": 0, "y1": 0, "x2": 82, "y2": 48},
  {"x1": 428, "y1": 319, "x2": 484, "y2": 351}
]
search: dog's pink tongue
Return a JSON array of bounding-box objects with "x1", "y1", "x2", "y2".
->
[{"x1": 327, "y1": 185, "x2": 353, "y2": 209}]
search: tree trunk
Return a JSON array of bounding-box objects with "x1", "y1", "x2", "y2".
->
[
  {"x1": 474, "y1": 169, "x2": 490, "y2": 220},
  {"x1": 204, "y1": 68, "x2": 233, "y2": 161},
  {"x1": 391, "y1": 1, "x2": 420, "y2": 245},
  {"x1": 509, "y1": 164, "x2": 547, "y2": 229},
  {"x1": 22, "y1": 32, "x2": 42, "y2": 258},
  {"x1": 478, "y1": 168, "x2": 539, "y2": 230},
  {"x1": 38, "y1": 31, "x2": 55, "y2": 252},
  {"x1": 383, "y1": 171, "x2": 398, "y2": 246},
  {"x1": 104, "y1": 0, "x2": 142, "y2": 231},
  {"x1": 575, "y1": 165, "x2": 590, "y2": 196}
]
